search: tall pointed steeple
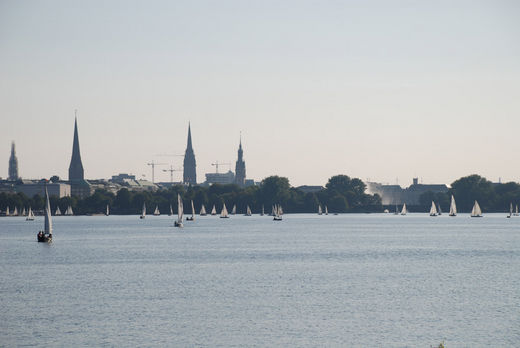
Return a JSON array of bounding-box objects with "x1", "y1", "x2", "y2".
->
[
  {"x1": 183, "y1": 122, "x2": 197, "y2": 185},
  {"x1": 68, "y1": 114, "x2": 84, "y2": 181},
  {"x1": 8, "y1": 141, "x2": 19, "y2": 181},
  {"x1": 234, "y1": 133, "x2": 246, "y2": 187}
]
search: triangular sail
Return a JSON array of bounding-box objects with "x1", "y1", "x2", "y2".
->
[
  {"x1": 246, "y1": 205, "x2": 251, "y2": 216},
  {"x1": 27, "y1": 206, "x2": 34, "y2": 220},
  {"x1": 22, "y1": 207, "x2": 26, "y2": 216},
  {"x1": 318, "y1": 204, "x2": 322, "y2": 215},
  {"x1": 55, "y1": 206, "x2": 62, "y2": 215},
  {"x1": 220, "y1": 203, "x2": 228, "y2": 218},
  {"x1": 449, "y1": 195, "x2": 457, "y2": 216},
  {"x1": 13, "y1": 207, "x2": 18, "y2": 216},
  {"x1": 141, "y1": 202, "x2": 146, "y2": 217},
  {"x1": 430, "y1": 201, "x2": 438, "y2": 216},
  {"x1": 231, "y1": 205, "x2": 236, "y2": 215},
  {"x1": 471, "y1": 200, "x2": 482, "y2": 217},
  {"x1": 211, "y1": 205, "x2": 216, "y2": 215},
  {"x1": 200, "y1": 204, "x2": 207, "y2": 215},
  {"x1": 44, "y1": 187, "x2": 53, "y2": 234},
  {"x1": 5, "y1": 206, "x2": 9, "y2": 216},
  {"x1": 191, "y1": 200, "x2": 195, "y2": 218},
  {"x1": 177, "y1": 194, "x2": 184, "y2": 223},
  {"x1": 401, "y1": 203, "x2": 407, "y2": 215}
]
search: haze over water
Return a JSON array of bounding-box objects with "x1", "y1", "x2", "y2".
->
[{"x1": 1, "y1": 214, "x2": 519, "y2": 346}]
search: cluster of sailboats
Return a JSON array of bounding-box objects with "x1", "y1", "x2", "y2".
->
[
  {"x1": 2, "y1": 206, "x2": 36, "y2": 219},
  {"x1": 139, "y1": 197, "x2": 284, "y2": 226}
]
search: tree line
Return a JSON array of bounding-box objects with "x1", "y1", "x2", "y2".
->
[{"x1": 0, "y1": 175, "x2": 381, "y2": 215}]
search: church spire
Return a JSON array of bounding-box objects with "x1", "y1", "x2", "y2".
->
[
  {"x1": 183, "y1": 122, "x2": 197, "y2": 185},
  {"x1": 234, "y1": 133, "x2": 246, "y2": 187},
  {"x1": 68, "y1": 112, "x2": 84, "y2": 181},
  {"x1": 8, "y1": 141, "x2": 19, "y2": 181}
]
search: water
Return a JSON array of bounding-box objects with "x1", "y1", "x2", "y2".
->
[{"x1": 1, "y1": 214, "x2": 519, "y2": 347}]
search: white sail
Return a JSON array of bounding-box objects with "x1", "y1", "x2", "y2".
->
[
  {"x1": 106, "y1": 204, "x2": 110, "y2": 216},
  {"x1": 437, "y1": 203, "x2": 442, "y2": 215},
  {"x1": 191, "y1": 200, "x2": 195, "y2": 219},
  {"x1": 200, "y1": 204, "x2": 207, "y2": 215},
  {"x1": 318, "y1": 204, "x2": 322, "y2": 215},
  {"x1": 220, "y1": 203, "x2": 229, "y2": 218},
  {"x1": 153, "y1": 205, "x2": 160, "y2": 215},
  {"x1": 231, "y1": 204, "x2": 236, "y2": 215},
  {"x1": 449, "y1": 195, "x2": 457, "y2": 216},
  {"x1": 471, "y1": 200, "x2": 482, "y2": 217},
  {"x1": 141, "y1": 202, "x2": 146, "y2": 218},
  {"x1": 516, "y1": 205, "x2": 519, "y2": 216},
  {"x1": 509, "y1": 202, "x2": 513, "y2": 217},
  {"x1": 44, "y1": 187, "x2": 52, "y2": 234},
  {"x1": 246, "y1": 205, "x2": 252, "y2": 216},
  {"x1": 273, "y1": 204, "x2": 283, "y2": 220},
  {"x1": 211, "y1": 205, "x2": 217, "y2": 215},
  {"x1": 401, "y1": 203, "x2": 407, "y2": 215},
  {"x1": 21, "y1": 207, "x2": 26, "y2": 216},
  {"x1": 271, "y1": 205, "x2": 275, "y2": 216},
  {"x1": 13, "y1": 207, "x2": 18, "y2": 216},
  {"x1": 177, "y1": 194, "x2": 184, "y2": 224},
  {"x1": 279, "y1": 205, "x2": 283, "y2": 215},
  {"x1": 55, "y1": 206, "x2": 62, "y2": 216},
  {"x1": 26, "y1": 206, "x2": 34, "y2": 221},
  {"x1": 5, "y1": 206, "x2": 9, "y2": 216},
  {"x1": 325, "y1": 206, "x2": 328, "y2": 215},
  {"x1": 430, "y1": 201, "x2": 438, "y2": 216}
]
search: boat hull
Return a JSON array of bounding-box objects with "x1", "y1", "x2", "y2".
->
[{"x1": 37, "y1": 233, "x2": 52, "y2": 243}]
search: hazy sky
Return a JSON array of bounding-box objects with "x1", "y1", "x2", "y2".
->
[{"x1": 1, "y1": 0, "x2": 519, "y2": 187}]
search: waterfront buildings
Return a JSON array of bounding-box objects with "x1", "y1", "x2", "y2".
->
[
  {"x1": 367, "y1": 178, "x2": 448, "y2": 205},
  {"x1": 204, "y1": 171, "x2": 235, "y2": 185},
  {"x1": 183, "y1": 123, "x2": 197, "y2": 185},
  {"x1": 8, "y1": 142, "x2": 19, "y2": 181}
]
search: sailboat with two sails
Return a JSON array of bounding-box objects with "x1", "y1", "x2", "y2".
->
[
  {"x1": 429, "y1": 201, "x2": 438, "y2": 217},
  {"x1": 37, "y1": 187, "x2": 53, "y2": 243},
  {"x1": 449, "y1": 195, "x2": 457, "y2": 216}
]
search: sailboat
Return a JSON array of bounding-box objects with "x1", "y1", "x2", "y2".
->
[
  {"x1": 65, "y1": 205, "x2": 73, "y2": 216},
  {"x1": 245, "y1": 205, "x2": 252, "y2": 216},
  {"x1": 429, "y1": 201, "x2": 438, "y2": 216},
  {"x1": 515, "y1": 205, "x2": 519, "y2": 217},
  {"x1": 55, "y1": 206, "x2": 62, "y2": 216},
  {"x1": 211, "y1": 205, "x2": 217, "y2": 216},
  {"x1": 200, "y1": 204, "x2": 207, "y2": 216},
  {"x1": 400, "y1": 203, "x2": 407, "y2": 215},
  {"x1": 231, "y1": 204, "x2": 236, "y2": 215},
  {"x1": 186, "y1": 200, "x2": 195, "y2": 221},
  {"x1": 5, "y1": 206, "x2": 9, "y2": 216},
  {"x1": 153, "y1": 205, "x2": 160, "y2": 216},
  {"x1": 318, "y1": 204, "x2": 323, "y2": 215},
  {"x1": 21, "y1": 207, "x2": 26, "y2": 216},
  {"x1": 140, "y1": 202, "x2": 146, "y2": 219},
  {"x1": 261, "y1": 205, "x2": 265, "y2": 216},
  {"x1": 106, "y1": 204, "x2": 110, "y2": 216},
  {"x1": 437, "y1": 203, "x2": 442, "y2": 216},
  {"x1": 26, "y1": 206, "x2": 34, "y2": 221},
  {"x1": 169, "y1": 204, "x2": 173, "y2": 216},
  {"x1": 507, "y1": 203, "x2": 513, "y2": 218},
  {"x1": 449, "y1": 195, "x2": 457, "y2": 216},
  {"x1": 13, "y1": 207, "x2": 18, "y2": 216},
  {"x1": 174, "y1": 194, "x2": 184, "y2": 227},
  {"x1": 220, "y1": 203, "x2": 229, "y2": 218},
  {"x1": 325, "y1": 206, "x2": 328, "y2": 215},
  {"x1": 37, "y1": 187, "x2": 52, "y2": 243},
  {"x1": 471, "y1": 200, "x2": 483, "y2": 217},
  {"x1": 273, "y1": 204, "x2": 283, "y2": 221},
  {"x1": 271, "y1": 205, "x2": 275, "y2": 216}
]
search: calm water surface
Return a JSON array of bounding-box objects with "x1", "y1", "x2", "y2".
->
[{"x1": 1, "y1": 214, "x2": 519, "y2": 347}]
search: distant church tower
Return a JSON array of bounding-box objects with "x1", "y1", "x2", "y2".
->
[
  {"x1": 8, "y1": 141, "x2": 19, "y2": 180},
  {"x1": 183, "y1": 123, "x2": 197, "y2": 185},
  {"x1": 68, "y1": 116, "x2": 84, "y2": 181},
  {"x1": 234, "y1": 135, "x2": 246, "y2": 187}
]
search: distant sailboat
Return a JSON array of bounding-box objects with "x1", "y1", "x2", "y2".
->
[
  {"x1": 200, "y1": 204, "x2": 207, "y2": 216},
  {"x1": 13, "y1": 207, "x2": 18, "y2": 216},
  {"x1": 187, "y1": 200, "x2": 195, "y2": 221},
  {"x1": 231, "y1": 204, "x2": 236, "y2": 215},
  {"x1": 140, "y1": 202, "x2": 146, "y2": 219},
  {"x1": 174, "y1": 194, "x2": 184, "y2": 227},
  {"x1": 318, "y1": 204, "x2": 322, "y2": 215},
  {"x1": 515, "y1": 205, "x2": 519, "y2": 217},
  {"x1": 325, "y1": 206, "x2": 328, "y2": 215},
  {"x1": 429, "y1": 201, "x2": 438, "y2": 217},
  {"x1": 211, "y1": 205, "x2": 217, "y2": 216},
  {"x1": 273, "y1": 204, "x2": 283, "y2": 221},
  {"x1": 220, "y1": 203, "x2": 229, "y2": 218},
  {"x1": 245, "y1": 205, "x2": 252, "y2": 216},
  {"x1": 21, "y1": 207, "x2": 26, "y2": 216},
  {"x1": 5, "y1": 206, "x2": 9, "y2": 216},
  {"x1": 153, "y1": 205, "x2": 160, "y2": 216},
  {"x1": 65, "y1": 205, "x2": 73, "y2": 216},
  {"x1": 449, "y1": 195, "x2": 457, "y2": 216},
  {"x1": 169, "y1": 204, "x2": 173, "y2": 216},
  {"x1": 26, "y1": 206, "x2": 34, "y2": 221},
  {"x1": 471, "y1": 200, "x2": 483, "y2": 217},
  {"x1": 507, "y1": 202, "x2": 513, "y2": 218},
  {"x1": 400, "y1": 203, "x2": 407, "y2": 215},
  {"x1": 37, "y1": 187, "x2": 52, "y2": 243},
  {"x1": 106, "y1": 204, "x2": 110, "y2": 216},
  {"x1": 271, "y1": 205, "x2": 275, "y2": 216},
  {"x1": 55, "y1": 206, "x2": 62, "y2": 216},
  {"x1": 437, "y1": 203, "x2": 442, "y2": 216}
]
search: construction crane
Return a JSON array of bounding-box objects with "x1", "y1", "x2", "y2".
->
[
  {"x1": 211, "y1": 161, "x2": 231, "y2": 174},
  {"x1": 147, "y1": 161, "x2": 167, "y2": 183},
  {"x1": 162, "y1": 165, "x2": 182, "y2": 183}
]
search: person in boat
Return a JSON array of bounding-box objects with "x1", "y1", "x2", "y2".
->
[{"x1": 38, "y1": 231, "x2": 43, "y2": 238}]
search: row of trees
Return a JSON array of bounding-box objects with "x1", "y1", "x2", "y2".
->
[
  {"x1": 0, "y1": 175, "x2": 382, "y2": 215},
  {"x1": 419, "y1": 175, "x2": 520, "y2": 213}
]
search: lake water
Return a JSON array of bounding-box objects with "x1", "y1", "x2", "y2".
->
[{"x1": 0, "y1": 214, "x2": 519, "y2": 347}]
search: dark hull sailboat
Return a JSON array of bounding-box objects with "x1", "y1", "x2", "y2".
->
[{"x1": 37, "y1": 186, "x2": 53, "y2": 243}]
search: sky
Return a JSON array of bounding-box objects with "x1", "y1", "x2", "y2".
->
[{"x1": 1, "y1": 0, "x2": 519, "y2": 187}]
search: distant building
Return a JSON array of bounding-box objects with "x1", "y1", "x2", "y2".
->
[
  {"x1": 111, "y1": 173, "x2": 136, "y2": 184},
  {"x1": 204, "y1": 171, "x2": 235, "y2": 185},
  {"x1": 109, "y1": 174, "x2": 158, "y2": 191},
  {"x1": 183, "y1": 123, "x2": 197, "y2": 185},
  {"x1": 15, "y1": 181, "x2": 71, "y2": 198},
  {"x1": 234, "y1": 136, "x2": 246, "y2": 187},
  {"x1": 367, "y1": 178, "x2": 448, "y2": 205},
  {"x1": 297, "y1": 185, "x2": 325, "y2": 193},
  {"x1": 8, "y1": 142, "x2": 19, "y2": 181}
]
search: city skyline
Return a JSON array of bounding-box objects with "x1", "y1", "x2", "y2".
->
[{"x1": 1, "y1": 1, "x2": 519, "y2": 186}]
